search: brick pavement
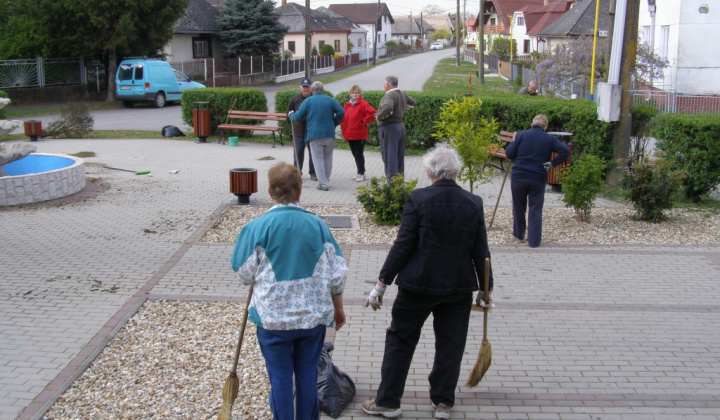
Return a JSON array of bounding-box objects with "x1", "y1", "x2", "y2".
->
[{"x1": 1, "y1": 138, "x2": 719, "y2": 420}]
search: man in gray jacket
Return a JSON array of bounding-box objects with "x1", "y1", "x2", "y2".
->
[{"x1": 376, "y1": 75, "x2": 416, "y2": 179}]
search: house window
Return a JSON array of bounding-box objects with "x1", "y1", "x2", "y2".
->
[
  {"x1": 192, "y1": 38, "x2": 212, "y2": 58},
  {"x1": 523, "y1": 39, "x2": 530, "y2": 54},
  {"x1": 490, "y1": 18, "x2": 496, "y2": 25},
  {"x1": 517, "y1": 16, "x2": 525, "y2": 26},
  {"x1": 319, "y1": 40, "x2": 325, "y2": 49},
  {"x1": 660, "y1": 25, "x2": 669, "y2": 59},
  {"x1": 334, "y1": 40, "x2": 341, "y2": 52},
  {"x1": 288, "y1": 41, "x2": 296, "y2": 53},
  {"x1": 404, "y1": 35, "x2": 408, "y2": 40}
]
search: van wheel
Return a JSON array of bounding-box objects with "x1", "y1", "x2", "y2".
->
[
  {"x1": 153, "y1": 92, "x2": 166, "y2": 108},
  {"x1": 122, "y1": 101, "x2": 134, "y2": 108}
]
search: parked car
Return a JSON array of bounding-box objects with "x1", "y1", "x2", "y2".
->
[
  {"x1": 430, "y1": 42, "x2": 444, "y2": 50},
  {"x1": 114, "y1": 58, "x2": 205, "y2": 108}
]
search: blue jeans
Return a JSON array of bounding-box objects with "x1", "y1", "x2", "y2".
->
[{"x1": 257, "y1": 325, "x2": 326, "y2": 420}]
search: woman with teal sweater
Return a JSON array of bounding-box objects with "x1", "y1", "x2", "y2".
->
[{"x1": 230, "y1": 162, "x2": 347, "y2": 419}]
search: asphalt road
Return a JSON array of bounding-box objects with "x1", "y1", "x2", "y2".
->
[{"x1": 18, "y1": 49, "x2": 456, "y2": 133}]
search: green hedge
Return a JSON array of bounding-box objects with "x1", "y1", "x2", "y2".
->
[
  {"x1": 0, "y1": 90, "x2": 8, "y2": 120},
  {"x1": 181, "y1": 88, "x2": 268, "y2": 136},
  {"x1": 651, "y1": 113, "x2": 720, "y2": 201},
  {"x1": 332, "y1": 91, "x2": 614, "y2": 159}
]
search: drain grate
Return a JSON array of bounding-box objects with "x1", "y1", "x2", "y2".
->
[{"x1": 320, "y1": 215, "x2": 352, "y2": 229}]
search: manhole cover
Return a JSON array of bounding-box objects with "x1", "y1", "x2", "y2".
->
[{"x1": 319, "y1": 215, "x2": 358, "y2": 230}]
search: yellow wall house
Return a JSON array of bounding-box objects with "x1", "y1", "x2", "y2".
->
[{"x1": 277, "y1": 3, "x2": 359, "y2": 57}]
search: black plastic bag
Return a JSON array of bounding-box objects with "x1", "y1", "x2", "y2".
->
[
  {"x1": 161, "y1": 125, "x2": 185, "y2": 137},
  {"x1": 317, "y1": 342, "x2": 355, "y2": 418}
]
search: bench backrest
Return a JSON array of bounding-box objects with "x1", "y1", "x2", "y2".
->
[
  {"x1": 227, "y1": 110, "x2": 286, "y2": 123},
  {"x1": 498, "y1": 130, "x2": 516, "y2": 143}
]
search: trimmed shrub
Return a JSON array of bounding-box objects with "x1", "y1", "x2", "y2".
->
[
  {"x1": 356, "y1": 174, "x2": 418, "y2": 226},
  {"x1": 559, "y1": 154, "x2": 606, "y2": 222},
  {"x1": 319, "y1": 44, "x2": 335, "y2": 57},
  {"x1": 651, "y1": 113, "x2": 720, "y2": 202},
  {"x1": 43, "y1": 102, "x2": 93, "y2": 139},
  {"x1": 620, "y1": 155, "x2": 685, "y2": 222},
  {"x1": 181, "y1": 88, "x2": 267, "y2": 136}
]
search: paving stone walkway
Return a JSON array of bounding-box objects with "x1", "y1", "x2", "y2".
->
[{"x1": 1, "y1": 138, "x2": 719, "y2": 420}]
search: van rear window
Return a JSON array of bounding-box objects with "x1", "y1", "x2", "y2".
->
[{"x1": 117, "y1": 63, "x2": 144, "y2": 81}]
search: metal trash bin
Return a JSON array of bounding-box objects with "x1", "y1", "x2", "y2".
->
[
  {"x1": 193, "y1": 102, "x2": 211, "y2": 143},
  {"x1": 230, "y1": 168, "x2": 258, "y2": 205}
]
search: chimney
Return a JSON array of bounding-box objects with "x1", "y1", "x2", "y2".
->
[{"x1": 282, "y1": 0, "x2": 286, "y2": 5}]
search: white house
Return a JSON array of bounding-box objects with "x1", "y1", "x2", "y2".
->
[
  {"x1": 329, "y1": 3, "x2": 394, "y2": 52},
  {"x1": 638, "y1": 0, "x2": 719, "y2": 94}
]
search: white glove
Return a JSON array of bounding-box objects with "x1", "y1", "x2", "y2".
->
[
  {"x1": 364, "y1": 285, "x2": 385, "y2": 311},
  {"x1": 543, "y1": 162, "x2": 552, "y2": 172}
]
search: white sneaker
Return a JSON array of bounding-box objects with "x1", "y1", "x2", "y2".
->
[
  {"x1": 356, "y1": 174, "x2": 366, "y2": 182},
  {"x1": 432, "y1": 403, "x2": 451, "y2": 419}
]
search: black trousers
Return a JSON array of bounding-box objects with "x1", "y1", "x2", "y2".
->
[
  {"x1": 293, "y1": 136, "x2": 315, "y2": 176},
  {"x1": 347, "y1": 139, "x2": 366, "y2": 175},
  {"x1": 510, "y1": 178, "x2": 546, "y2": 247},
  {"x1": 375, "y1": 288, "x2": 472, "y2": 409}
]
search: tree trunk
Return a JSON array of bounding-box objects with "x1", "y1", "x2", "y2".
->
[{"x1": 106, "y1": 50, "x2": 117, "y2": 103}]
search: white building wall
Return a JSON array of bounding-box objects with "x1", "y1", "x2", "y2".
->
[{"x1": 638, "y1": 0, "x2": 719, "y2": 94}]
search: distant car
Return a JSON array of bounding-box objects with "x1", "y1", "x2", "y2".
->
[
  {"x1": 114, "y1": 58, "x2": 205, "y2": 108},
  {"x1": 430, "y1": 42, "x2": 444, "y2": 50}
]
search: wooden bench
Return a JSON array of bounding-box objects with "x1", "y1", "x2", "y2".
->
[
  {"x1": 486, "y1": 130, "x2": 516, "y2": 172},
  {"x1": 217, "y1": 110, "x2": 287, "y2": 147}
]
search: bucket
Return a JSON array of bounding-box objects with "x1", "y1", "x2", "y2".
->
[{"x1": 228, "y1": 136, "x2": 239, "y2": 147}]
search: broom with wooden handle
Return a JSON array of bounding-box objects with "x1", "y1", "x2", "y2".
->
[
  {"x1": 217, "y1": 284, "x2": 254, "y2": 420},
  {"x1": 466, "y1": 258, "x2": 492, "y2": 387}
]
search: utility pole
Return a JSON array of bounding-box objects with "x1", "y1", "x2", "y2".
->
[
  {"x1": 305, "y1": 0, "x2": 310, "y2": 78},
  {"x1": 456, "y1": 0, "x2": 461, "y2": 66},
  {"x1": 373, "y1": 0, "x2": 380, "y2": 65},
  {"x1": 410, "y1": 11, "x2": 414, "y2": 49},
  {"x1": 608, "y1": 0, "x2": 641, "y2": 184},
  {"x1": 478, "y1": 0, "x2": 484, "y2": 84}
]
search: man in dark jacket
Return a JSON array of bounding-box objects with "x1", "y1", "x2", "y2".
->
[
  {"x1": 362, "y1": 144, "x2": 493, "y2": 420},
  {"x1": 287, "y1": 78, "x2": 316, "y2": 180},
  {"x1": 376, "y1": 75, "x2": 416, "y2": 179},
  {"x1": 505, "y1": 114, "x2": 571, "y2": 248}
]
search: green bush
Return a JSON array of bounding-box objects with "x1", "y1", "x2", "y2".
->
[
  {"x1": 629, "y1": 105, "x2": 659, "y2": 165},
  {"x1": 560, "y1": 154, "x2": 606, "y2": 222},
  {"x1": 319, "y1": 44, "x2": 335, "y2": 57},
  {"x1": 651, "y1": 113, "x2": 720, "y2": 202},
  {"x1": 181, "y1": 88, "x2": 267, "y2": 136},
  {"x1": 620, "y1": 155, "x2": 685, "y2": 222},
  {"x1": 356, "y1": 174, "x2": 418, "y2": 226},
  {"x1": 432, "y1": 96, "x2": 498, "y2": 192}
]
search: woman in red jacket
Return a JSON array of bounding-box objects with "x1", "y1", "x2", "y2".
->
[{"x1": 341, "y1": 84, "x2": 376, "y2": 182}]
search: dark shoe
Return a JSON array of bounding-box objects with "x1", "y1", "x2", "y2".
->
[
  {"x1": 310, "y1": 175, "x2": 318, "y2": 181},
  {"x1": 362, "y1": 399, "x2": 402, "y2": 418}
]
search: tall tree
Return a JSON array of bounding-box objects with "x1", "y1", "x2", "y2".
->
[
  {"x1": 0, "y1": 0, "x2": 189, "y2": 102},
  {"x1": 422, "y1": 4, "x2": 445, "y2": 15},
  {"x1": 216, "y1": 0, "x2": 288, "y2": 58}
]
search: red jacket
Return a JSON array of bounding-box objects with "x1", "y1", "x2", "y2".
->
[{"x1": 341, "y1": 97, "x2": 376, "y2": 141}]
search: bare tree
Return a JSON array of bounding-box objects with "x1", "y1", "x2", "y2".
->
[{"x1": 422, "y1": 4, "x2": 445, "y2": 14}]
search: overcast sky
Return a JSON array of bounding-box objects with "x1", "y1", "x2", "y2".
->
[{"x1": 292, "y1": 0, "x2": 479, "y2": 19}]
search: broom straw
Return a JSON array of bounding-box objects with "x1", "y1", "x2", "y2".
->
[
  {"x1": 466, "y1": 258, "x2": 492, "y2": 387},
  {"x1": 217, "y1": 284, "x2": 254, "y2": 420}
]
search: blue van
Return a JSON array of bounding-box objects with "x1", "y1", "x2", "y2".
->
[{"x1": 114, "y1": 58, "x2": 205, "y2": 108}]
